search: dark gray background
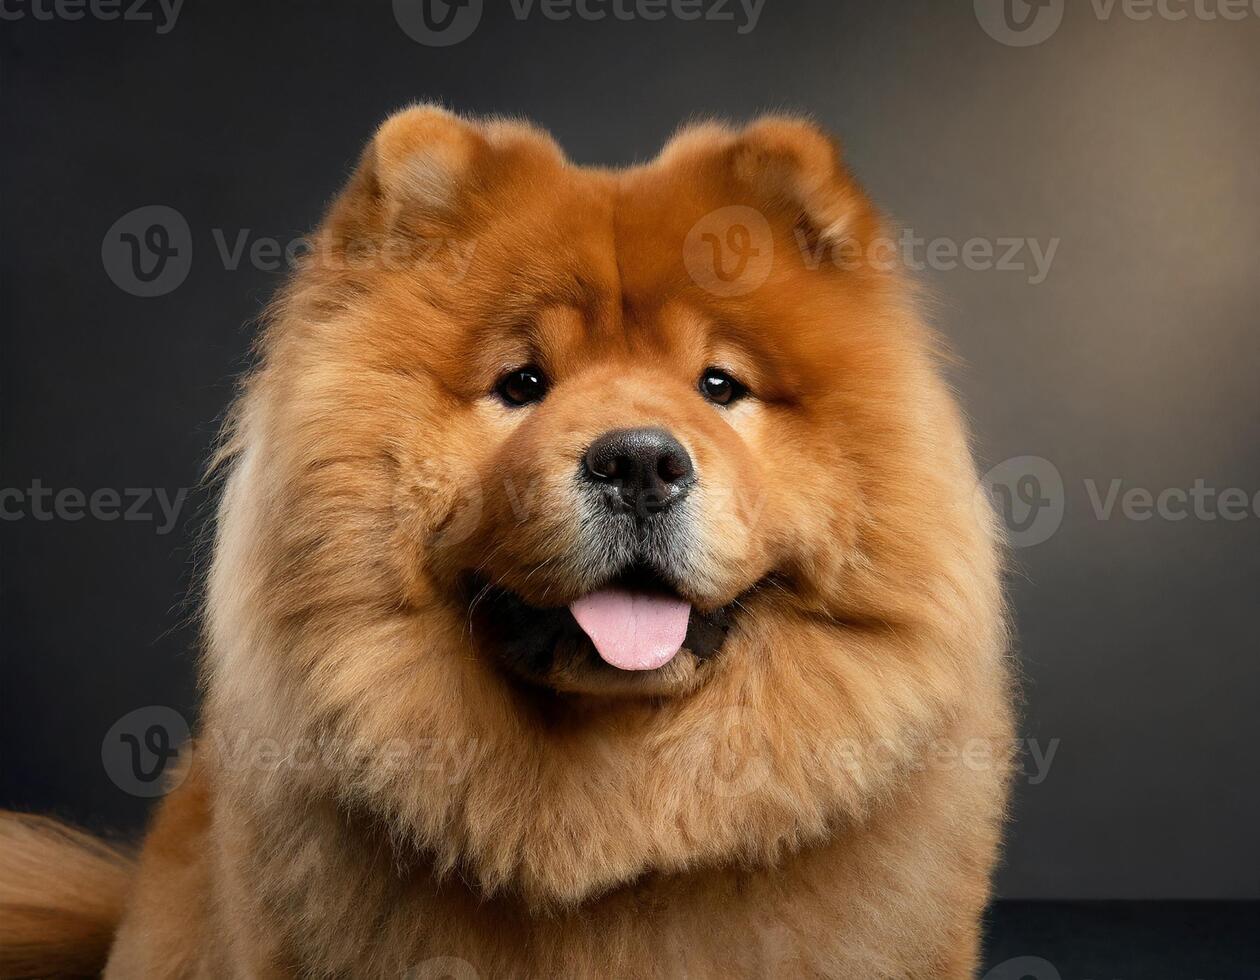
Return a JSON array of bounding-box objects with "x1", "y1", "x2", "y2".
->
[{"x1": 3, "y1": 0, "x2": 1258, "y2": 901}]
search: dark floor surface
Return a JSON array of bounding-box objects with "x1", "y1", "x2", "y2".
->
[{"x1": 983, "y1": 903, "x2": 1259, "y2": 978}]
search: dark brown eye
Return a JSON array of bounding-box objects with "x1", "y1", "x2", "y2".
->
[
  {"x1": 699, "y1": 368, "x2": 748, "y2": 406},
  {"x1": 496, "y1": 366, "x2": 549, "y2": 406}
]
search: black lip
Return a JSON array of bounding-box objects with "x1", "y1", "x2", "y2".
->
[
  {"x1": 466, "y1": 566, "x2": 735, "y2": 681},
  {"x1": 601, "y1": 562, "x2": 686, "y2": 596}
]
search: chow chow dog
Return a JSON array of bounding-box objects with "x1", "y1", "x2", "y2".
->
[{"x1": 0, "y1": 105, "x2": 1012, "y2": 978}]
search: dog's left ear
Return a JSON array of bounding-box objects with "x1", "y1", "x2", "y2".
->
[
  {"x1": 662, "y1": 116, "x2": 876, "y2": 249},
  {"x1": 731, "y1": 117, "x2": 866, "y2": 246}
]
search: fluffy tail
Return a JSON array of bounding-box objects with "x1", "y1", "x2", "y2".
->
[{"x1": 0, "y1": 812, "x2": 135, "y2": 979}]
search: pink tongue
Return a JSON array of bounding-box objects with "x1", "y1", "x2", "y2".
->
[{"x1": 569, "y1": 589, "x2": 692, "y2": 671}]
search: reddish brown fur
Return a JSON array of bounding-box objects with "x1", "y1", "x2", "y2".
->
[
  {"x1": 1, "y1": 106, "x2": 1012, "y2": 978},
  {"x1": 0, "y1": 815, "x2": 134, "y2": 978}
]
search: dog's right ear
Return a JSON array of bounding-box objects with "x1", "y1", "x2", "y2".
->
[
  {"x1": 327, "y1": 104, "x2": 566, "y2": 239},
  {"x1": 324, "y1": 104, "x2": 489, "y2": 238},
  {"x1": 366, "y1": 104, "x2": 490, "y2": 222}
]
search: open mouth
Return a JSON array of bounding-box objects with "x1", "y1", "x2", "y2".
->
[{"x1": 467, "y1": 564, "x2": 734, "y2": 687}]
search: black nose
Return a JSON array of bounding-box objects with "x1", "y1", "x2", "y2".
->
[{"x1": 582, "y1": 427, "x2": 695, "y2": 516}]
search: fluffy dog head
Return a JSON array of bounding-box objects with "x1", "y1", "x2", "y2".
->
[{"x1": 203, "y1": 106, "x2": 1005, "y2": 908}]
